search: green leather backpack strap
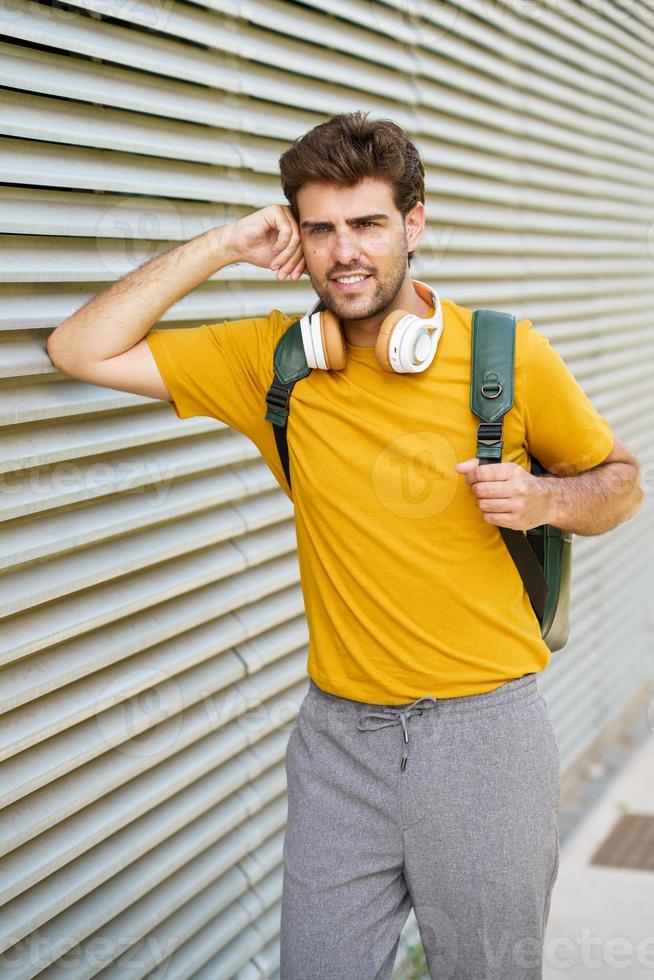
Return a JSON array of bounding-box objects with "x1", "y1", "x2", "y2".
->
[
  {"x1": 264, "y1": 318, "x2": 312, "y2": 493},
  {"x1": 470, "y1": 308, "x2": 516, "y2": 462},
  {"x1": 471, "y1": 309, "x2": 549, "y2": 622}
]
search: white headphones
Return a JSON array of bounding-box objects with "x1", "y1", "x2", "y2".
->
[{"x1": 299, "y1": 279, "x2": 444, "y2": 374}]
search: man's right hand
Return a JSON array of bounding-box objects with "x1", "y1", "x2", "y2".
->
[{"x1": 226, "y1": 204, "x2": 306, "y2": 281}]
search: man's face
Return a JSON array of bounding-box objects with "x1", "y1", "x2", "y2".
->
[{"x1": 296, "y1": 177, "x2": 422, "y2": 320}]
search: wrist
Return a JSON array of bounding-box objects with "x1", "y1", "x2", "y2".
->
[
  {"x1": 540, "y1": 475, "x2": 563, "y2": 527},
  {"x1": 207, "y1": 222, "x2": 242, "y2": 267}
]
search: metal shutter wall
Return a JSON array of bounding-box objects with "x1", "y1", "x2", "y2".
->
[{"x1": 1, "y1": 0, "x2": 652, "y2": 976}]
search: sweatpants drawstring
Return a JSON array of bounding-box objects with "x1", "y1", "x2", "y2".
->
[{"x1": 356, "y1": 695, "x2": 438, "y2": 770}]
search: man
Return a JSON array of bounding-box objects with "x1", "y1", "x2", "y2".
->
[{"x1": 46, "y1": 110, "x2": 643, "y2": 979}]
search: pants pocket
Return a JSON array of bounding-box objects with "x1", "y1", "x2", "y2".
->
[
  {"x1": 542, "y1": 813, "x2": 560, "y2": 937},
  {"x1": 536, "y1": 694, "x2": 562, "y2": 808}
]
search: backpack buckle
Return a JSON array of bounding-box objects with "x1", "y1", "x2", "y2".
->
[
  {"x1": 476, "y1": 421, "x2": 503, "y2": 462},
  {"x1": 265, "y1": 377, "x2": 293, "y2": 426},
  {"x1": 477, "y1": 421, "x2": 503, "y2": 444},
  {"x1": 265, "y1": 378, "x2": 291, "y2": 413}
]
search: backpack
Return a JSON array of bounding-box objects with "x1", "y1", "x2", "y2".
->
[{"x1": 264, "y1": 308, "x2": 572, "y2": 652}]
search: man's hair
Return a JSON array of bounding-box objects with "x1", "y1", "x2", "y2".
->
[{"x1": 278, "y1": 110, "x2": 425, "y2": 264}]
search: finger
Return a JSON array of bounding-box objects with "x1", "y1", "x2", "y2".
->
[
  {"x1": 270, "y1": 213, "x2": 295, "y2": 259},
  {"x1": 274, "y1": 211, "x2": 300, "y2": 257},
  {"x1": 272, "y1": 237, "x2": 301, "y2": 274},
  {"x1": 277, "y1": 231, "x2": 302, "y2": 267},
  {"x1": 483, "y1": 512, "x2": 516, "y2": 525},
  {"x1": 466, "y1": 463, "x2": 513, "y2": 484},
  {"x1": 478, "y1": 498, "x2": 514, "y2": 511},
  {"x1": 473, "y1": 481, "x2": 514, "y2": 498},
  {"x1": 275, "y1": 242, "x2": 304, "y2": 279},
  {"x1": 289, "y1": 256, "x2": 306, "y2": 280}
]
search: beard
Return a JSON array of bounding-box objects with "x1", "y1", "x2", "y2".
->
[{"x1": 312, "y1": 234, "x2": 409, "y2": 322}]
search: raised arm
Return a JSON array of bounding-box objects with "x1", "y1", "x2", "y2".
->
[{"x1": 45, "y1": 206, "x2": 306, "y2": 400}]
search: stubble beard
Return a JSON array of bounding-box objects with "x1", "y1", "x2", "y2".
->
[{"x1": 313, "y1": 236, "x2": 410, "y2": 322}]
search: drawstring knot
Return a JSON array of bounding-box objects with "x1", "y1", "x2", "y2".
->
[{"x1": 356, "y1": 695, "x2": 438, "y2": 770}]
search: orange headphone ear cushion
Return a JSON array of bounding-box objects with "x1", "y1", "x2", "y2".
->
[
  {"x1": 320, "y1": 309, "x2": 347, "y2": 370},
  {"x1": 375, "y1": 309, "x2": 408, "y2": 372}
]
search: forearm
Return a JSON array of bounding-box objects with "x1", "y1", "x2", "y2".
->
[
  {"x1": 46, "y1": 223, "x2": 240, "y2": 365},
  {"x1": 543, "y1": 462, "x2": 644, "y2": 535}
]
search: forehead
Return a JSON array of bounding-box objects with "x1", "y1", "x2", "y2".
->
[{"x1": 296, "y1": 177, "x2": 396, "y2": 220}]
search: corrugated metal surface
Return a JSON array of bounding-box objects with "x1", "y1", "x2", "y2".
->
[{"x1": 1, "y1": 0, "x2": 652, "y2": 975}]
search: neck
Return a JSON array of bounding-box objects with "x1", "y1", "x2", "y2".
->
[{"x1": 342, "y1": 276, "x2": 432, "y2": 347}]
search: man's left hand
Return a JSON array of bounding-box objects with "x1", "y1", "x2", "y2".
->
[{"x1": 455, "y1": 457, "x2": 551, "y2": 531}]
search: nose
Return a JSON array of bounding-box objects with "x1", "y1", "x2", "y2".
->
[{"x1": 333, "y1": 227, "x2": 360, "y2": 266}]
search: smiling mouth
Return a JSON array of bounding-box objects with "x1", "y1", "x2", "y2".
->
[{"x1": 331, "y1": 273, "x2": 373, "y2": 290}]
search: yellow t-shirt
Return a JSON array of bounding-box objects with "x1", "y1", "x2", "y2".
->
[{"x1": 145, "y1": 298, "x2": 614, "y2": 703}]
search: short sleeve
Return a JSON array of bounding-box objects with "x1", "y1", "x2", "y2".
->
[
  {"x1": 524, "y1": 326, "x2": 614, "y2": 475},
  {"x1": 144, "y1": 310, "x2": 292, "y2": 443}
]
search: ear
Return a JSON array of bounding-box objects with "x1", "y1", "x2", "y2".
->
[{"x1": 404, "y1": 200, "x2": 425, "y2": 253}]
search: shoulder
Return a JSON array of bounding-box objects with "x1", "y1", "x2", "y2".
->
[
  {"x1": 200, "y1": 308, "x2": 301, "y2": 364},
  {"x1": 443, "y1": 298, "x2": 533, "y2": 349},
  {"x1": 268, "y1": 308, "x2": 303, "y2": 343},
  {"x1": 441, "y1": 297, "x2": 471, "y2": 331}
]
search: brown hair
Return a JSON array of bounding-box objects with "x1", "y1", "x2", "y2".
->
[{"x1": 279, "y1": 110, "x2": 425, "y2": 264}]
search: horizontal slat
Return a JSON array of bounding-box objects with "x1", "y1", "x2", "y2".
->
[
  {"x1": 0, "y1": 184, "x2": 247, "y2": 238},
  {"x1": 0, "y1": 183, "x2": 649, "y2": 239},
  {"x1": 0, "y1": 136, "x2": 276, "y2": 204},
  {"x1": 52, "y1": 0, "x2": 654, "y2": 124},
  {"x1": 4, "y1": 56, "x2": 654, "y2": 185},
  {"x1": 41, "y1": 827, "x2": 285, "y2": 978},
  {"x1": 0, "y1": 272, "x2": 306, "y2": 330},
  {"x1": 0, "y1": 427, "x2": 254, "y2": 515},
  {"x1": 0, "y1": 410, "x2": 231, "y2": 477},
  {"x1": 227, "y1": 0, "x2": 654, "y2": 132},
  {"x1": 0, "y1": 467, "x2": 284, "y2": 574},
  {"x1": 4, "y1": 235, "x2": 653, "y2": 284},
  {"x1": 0, "y1": 540, "x2": 300, "y2": 667},
  {"x1": 0, "y1": 582, "x2": 303, "y2": 723},
  {"x1": 0, "y1": 667, "x2": 302, "y2": 959},
  {"x1": 2, "y1": 135, "x2": 651, "y2": 226}
]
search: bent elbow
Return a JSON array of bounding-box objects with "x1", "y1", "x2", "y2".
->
[
  {"x1": 631, "y1": 484, "x2": 645, "y2": 519},
  {"x1": 45, "y1": 331, "x2": 69, "y2": 371}
]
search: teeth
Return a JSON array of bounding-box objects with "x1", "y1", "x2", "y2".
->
[{"x1": 335, "y1": 275, "x2": 367, "y2": 284}]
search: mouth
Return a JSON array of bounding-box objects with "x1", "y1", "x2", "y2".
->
[{"x1": 330, "y1": 273, "x2": 373, "y2": 292}]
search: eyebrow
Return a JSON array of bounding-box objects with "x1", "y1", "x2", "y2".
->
[{"x1": 300, "y1": 213, "x2": 389, "y2": 229}]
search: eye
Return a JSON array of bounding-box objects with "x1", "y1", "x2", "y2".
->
[
  {"x1": 359, "y1": 220, "x2": 377, "y2": 228},
  {"x1": 309, "y1": 226, "x2": 329, "y2": 235}
]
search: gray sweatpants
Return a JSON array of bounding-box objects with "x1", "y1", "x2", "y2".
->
[{"x1": 280, "y1": 672, "x2": 561, "y2": 980}]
